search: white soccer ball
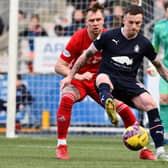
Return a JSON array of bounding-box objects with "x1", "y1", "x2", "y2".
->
[{"x1": 122, "y1": 125, "x2": 149, "y2": 151}]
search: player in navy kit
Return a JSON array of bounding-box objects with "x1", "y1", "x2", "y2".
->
[{"x1": 61, "y1": 5, "x2": 168, "y2": 161}]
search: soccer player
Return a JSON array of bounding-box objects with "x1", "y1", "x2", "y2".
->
[
  {"x1": 56, "y1": 3, "x2": 155, "y2": 160},
  {"x1": 61, "y1": 5, "x2": 168, "y2": 161},
  {"x1": 152, "y1": 1, "x2": 168, "y2": 144}
]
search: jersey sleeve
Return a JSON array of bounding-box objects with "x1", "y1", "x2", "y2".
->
[
  {"x1": 152, "y1": 23, "x2": 160, "y2": 53},
  {"x1": 93, "y1": 32, "x2": 106, "y2": 51},
  {"x1": 59, "y1": 32, "x2": 80, "y2": 63},
  {"x1": 145, "y1": 39, "x2": 157, "y2": 61}
]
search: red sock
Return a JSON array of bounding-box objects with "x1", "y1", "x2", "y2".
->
[
  {"x1": 57, "y1": 93, "x2": 75, "y2": 139},
  {"x1": 116, "y1": 103, "x2": 137, "y2": 128}
]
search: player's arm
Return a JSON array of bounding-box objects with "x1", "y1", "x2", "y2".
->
[
  {"x1": 69, "y1": 43, "x2": 97, "y2": 78},
  {"x1": 151, "y1": 57, "x2": 168, "y2": 82},
  {"x1": 55, "y1": 57, "x2": 70, "y2": 76},
  {"x1": 60, "y1": 43, "x2": 98, "y2": 89},
  {"x1": 55, "y1": 56, "x2": 94, "y2": 81}
]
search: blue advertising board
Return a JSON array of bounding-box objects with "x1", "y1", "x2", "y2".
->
[{"x1": 0, "y1": 74, "x2": 139, "y2": 126}]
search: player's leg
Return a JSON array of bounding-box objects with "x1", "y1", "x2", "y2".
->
[
  {"x1": 111, "y1": 81, "x2": 156, "y2": 160},
  {"x1": 56, "y1": 82, "x2": 86, "y2": 159},
  {"x1": 115, "y1": 100, "x2": 138, "y2": 128},
  {"x1": 89, "y1": 78, "x2": 156, "y2": 160},
  {"x1": 87, "y1": 78, "x2": 137, "y2": 128},
  {"x1": 133, "y1": 92, "x2": 168, "y2": 161},
  {"x1": 95, "y1": 73, "x2": 118, "y2": 126},
  {"x1": 56, "y1": 86, "x2": 77, "y2": 159},
  {"x1": 113, "y1": 94, "x2": 156, "y2": 160},
  {"x1": 160, "y1": 78, "x2": 168, "y2": 144}
]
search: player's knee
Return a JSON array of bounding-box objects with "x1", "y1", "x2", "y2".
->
[
  {"x1": 61, "y1": 92, "x2": 77, "y2": 103},
  {"x1": 136, "y1": 99, "x2": 157, "y2": 111},
  {"x1": 145, "y1": 102, "x2": 158, "y2": 111},
  {"x1": 96, "y1": 73, "x2": 113, "y2": 89}
]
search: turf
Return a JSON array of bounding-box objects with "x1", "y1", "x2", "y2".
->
[{"x1": 0, "y1": 135, "x2": 167, "y2": 168}]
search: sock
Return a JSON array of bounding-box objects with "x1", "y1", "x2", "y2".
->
[
  {"x1": 156, "y1": 146, "x2": 165, "y2": 155},
  {"x1": 57, "y1": 139, "x2": 67, "y2": 146},
  {"x1": 160, "y1": 104, "x2": 168, "y2": 133},
  {"x1": 57, "y1": 93, "x2": 75, "y2": 140},
  {"x1": 98, "y1": 83, "x2": 113, "y2": 106},
  {"x1": 147, "y1": 108, "x2": 164, "y2": 148},
  {"x1": 116, "y1": 103, "x2": 137, "y2": 128}
]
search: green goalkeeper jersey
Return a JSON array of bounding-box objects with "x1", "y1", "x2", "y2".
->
[{"x1": 152, "y1": 19, "x2": 168, "y2": 68}]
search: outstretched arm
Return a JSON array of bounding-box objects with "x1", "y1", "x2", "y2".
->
[
  {"x1": 152, "y1": 57, "x2": 168, "y2": 82},
  {"x1": 55, "y1": 55, "x2": 94, "y2": 81},
  {"x1": 60, "y1": 43, "x2": 98, "y2": 90}
]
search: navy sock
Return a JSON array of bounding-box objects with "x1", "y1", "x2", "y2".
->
[
  {"x1": 147, "y1": 108, "x2": 164, "y2": 148},
  {"x1": 98, "y1": 83, "x2": 113, "y2": 106}
]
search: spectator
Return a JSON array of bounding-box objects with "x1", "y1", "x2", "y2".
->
[
  {"x1": 155, "y1": 0, "x2": 166, "y2": 19},
  {"x1": 105, "y1": 5, "x2": 123, "y2": 29},
  {"x1": 19, "y1": 14, "x2": 48, "y2": 72},
  {"x1": 54, "y1": 24, "x2": 65, "y2": 36},
  {"x1": 64, "y1": 9, "x2": 85, "y2": 36},
  {"x1": 0, "y1": 74, "x2": 34, "y2": 130},
  {"x1": 0, "y1": 16, "x2": 4, "y2": 35},
  {"x1": 131, "y1": 0, "x2": 140, "y2": 5},
  {"x1": 20, "y1": 14, "x2": 48, "y2": 52},
  {"x1": 18, "y1": 10, "x2": 27, "y2": 33},
  {"x1": 66, "y1": 0, "x2": 92, "y2": 10},
  {"x1": 18, "y1": 10, "x2": 26, "y2": 23}
]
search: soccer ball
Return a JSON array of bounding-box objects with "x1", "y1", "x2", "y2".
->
[{"x1": 122, "y1": 125, "x2": 149, "y2": 151}]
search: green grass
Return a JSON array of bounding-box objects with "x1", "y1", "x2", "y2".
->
[{"x1": 0, "y1": 135, "x2": 167, "y2": 168}]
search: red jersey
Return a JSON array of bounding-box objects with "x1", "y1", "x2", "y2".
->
[{"x1": 60, "y1": 28, "x2": 106, "y2": 74}]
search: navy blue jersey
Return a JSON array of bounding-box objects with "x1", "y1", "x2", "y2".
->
[{"x1": 94, "y1": 28, "x2": 157, "y2": 79}]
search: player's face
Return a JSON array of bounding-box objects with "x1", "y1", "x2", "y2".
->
[
  {"x1": 85, "y1": 10, "x2": 104, "y2": 37},
  {"x1": 123, "y1": 13, "x2": 143, "y2": 38}
]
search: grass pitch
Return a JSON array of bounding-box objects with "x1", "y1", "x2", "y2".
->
[{"x1": 0, "y1": 135, "x2": 167, "y2": 168}]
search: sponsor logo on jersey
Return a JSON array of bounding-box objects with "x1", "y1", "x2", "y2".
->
[
  {"x1": 111, "y1": 56, "x2": 133, "y2": 65},
  {"x1": 63, "y1": 49, "x2": 71, "y2": 57}
]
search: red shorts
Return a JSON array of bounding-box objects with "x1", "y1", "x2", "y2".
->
[{"x1": 71, "y1": 75, "x2": 102, "y2": 106}]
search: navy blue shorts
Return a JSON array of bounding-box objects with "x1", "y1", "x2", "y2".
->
[
  {"x1": 96, "y1": 73, "x2": 148, "y2": 108},
  {"x1": 110, "y1": 74, "x2": 148, "y2": 107}
]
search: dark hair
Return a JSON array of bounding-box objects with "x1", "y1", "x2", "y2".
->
[
  {"x1": 31, "y1": 14, "x2": 40, "y2": 21},
  {"x1": 86, "y1": 2, "x2": 104, "y2": 14},
  {"x1": 164, "y1": 2, "x2": 168, "y2": 11},
  {"x1": 19, "y1": 10, "x2": 26, "y2": 18},
  {"x1": 17, "y1": 74, "x2": 22, "y2": 80},
  {"x1": 124, "y1": 5, "x2": 143, "y2": 15}
]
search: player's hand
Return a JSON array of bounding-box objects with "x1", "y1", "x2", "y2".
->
[
  {"x1": 60, "y1": 76, "x2": 72, "y2": 90},
  {"x1": 75, "y1": 72, "x2": 94, "y2": 81}
]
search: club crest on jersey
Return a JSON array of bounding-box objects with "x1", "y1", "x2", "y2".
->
[
  {"x1": 134, "y1": 44, "x2": 140, "y2": 53},
  {"x1": 63, "y1": 49, "x2": 71, "y2": 57}
]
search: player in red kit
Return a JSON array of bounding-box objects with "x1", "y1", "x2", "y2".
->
[{"x1": 55, "y1": 2, "x2": 155, "y2": 160}]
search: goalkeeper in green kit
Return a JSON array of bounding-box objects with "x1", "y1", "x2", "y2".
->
[{"x1": 152, "y1": 2, "x2": 168, "y2": 144}]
